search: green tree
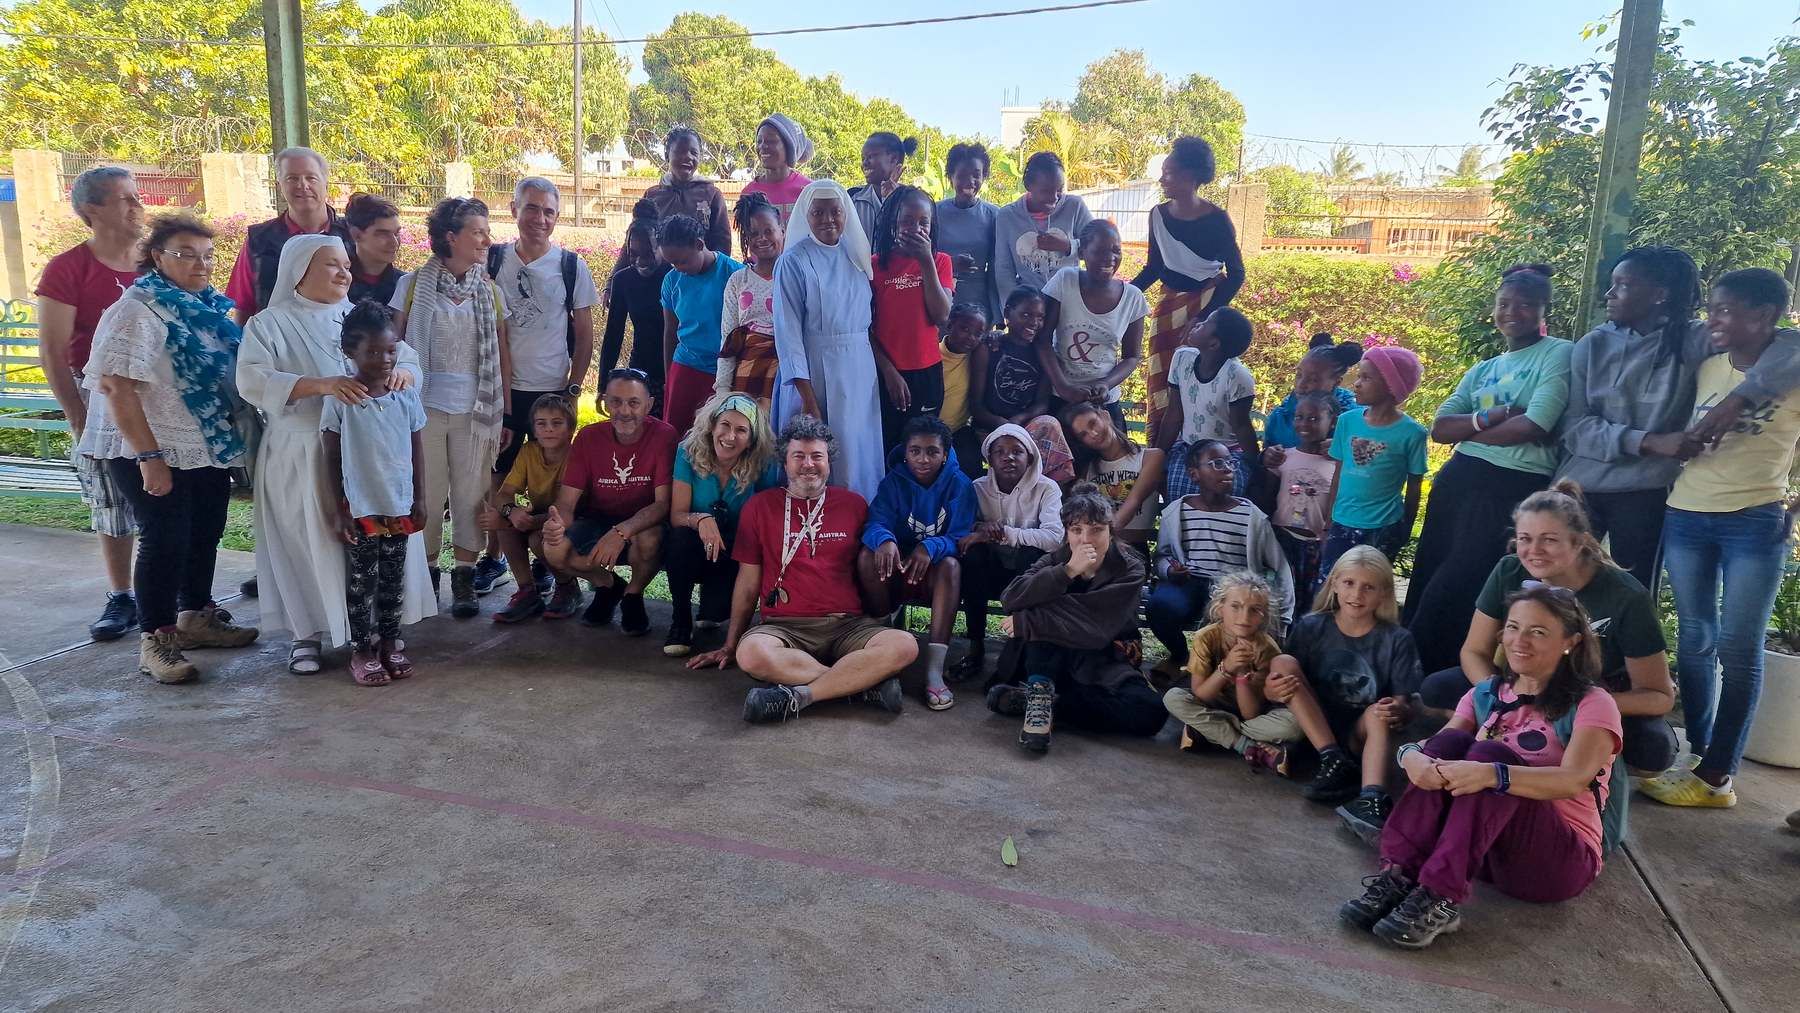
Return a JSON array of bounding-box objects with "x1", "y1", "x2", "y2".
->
[
  {"x1": 1249, "y1": 165, "x2": 1338, "y2": 237},
  {"x1": 1063, "y1": 49, "x2": 1244, "y2": 180},
  {"x1": 1321, "y1": 144, "x2": 1366, "y2": 183},
  {"x1": 1436, "y1": 145, "x2": 1500, "y2": 186},
  {"x1": 1017, "y1": 109, "x2": 1124, "y2": 191}
]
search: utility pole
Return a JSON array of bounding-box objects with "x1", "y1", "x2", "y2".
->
[
  {"x1": 1577, "y1": 0, "x2": 1663, "y2": 330},
  {"x1": 572, "y1": 0, "x2": 584, "y2": 226},
  {"x1": 261, "y1": 0, "x2": 308, "y2": 154}
]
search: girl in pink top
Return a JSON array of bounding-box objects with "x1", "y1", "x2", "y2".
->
[{"x1": 741, "y1": 114, "x2": 814, "y2": 232}]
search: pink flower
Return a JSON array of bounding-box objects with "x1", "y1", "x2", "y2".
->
[{"x1": 1391, "y1": 263, "x2": 1419, "y2": 284}]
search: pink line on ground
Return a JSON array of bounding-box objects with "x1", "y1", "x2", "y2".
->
[
  {"x1": 0, "y1": 770, "x2": 245, "y2": 890},
  {"x1": 0, "y1": 718, "x2": 1642, "y2": 1013}
]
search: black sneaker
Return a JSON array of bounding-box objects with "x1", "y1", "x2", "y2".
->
[
  {"x1": 663, "y1": 620, "x2": 694, "y2": 658},
  {"x1": 985, "y1": 683, "x2": 1027, "y2": 717},
  {"x1": 581, "y1": 579, "x2": 624, "y2": 628},
  {"x1": 1373, "y1": 885, "x2": 1462, "y2": 950},
  {"x1": 859, "y1": 676, "x2": 904, "y2": 714},
  {"x1": 1337, "y1": 793, "x2": 1393, "y2": 845},
  {"x1": 90, "y1": 591, "x2": 138, "y2": 642},
  {"x1": 619, "y1": 593, "x2": 651, "y2": 636},
  {"x1": 471, "y1": 556, "x2": 510, "y2": 595},
  {"x1": 743, "y1": 684, "x2": 802, "y2": 723},
  {"x1": 239, "y1": 576, "x2": 259, "y2": 599},
  {"x1": 1339, "y1": 868, "x2": 1414, "y2": 931},
  {"x1": 450, "y1": 566, "x2": 479, "y2": 619},
  {"x1": 531, "y1": 557, "x2": 553, "y2": 598},
  {"x1": 1020, "y1": 680, "x2": 1055, "y2": 753},
  {"x1": 1302, "y1": 749, "x2": 1361, "y2": 803}
]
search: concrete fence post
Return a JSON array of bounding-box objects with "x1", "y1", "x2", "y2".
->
[
  {"x1": 202, "y1": 152, "x2": 274, "y2": 219},
  {"x1": 1227, "y1": 183, "x2": 1267, "y2": 257},
  {"x1": 11, "y1": 149, "x2": 63, "y2": 281},
  {"x1": 444, "y1": 162, "x2": 474, "y2": 200}
]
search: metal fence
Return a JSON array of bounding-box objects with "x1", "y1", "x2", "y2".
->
[{"x1": 58, "y1": 152, "x2": 202, "y2": 208}]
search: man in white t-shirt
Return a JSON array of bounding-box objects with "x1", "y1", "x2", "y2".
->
[{"x1": 473, "y1": 176, "x2": 601, "y2": 594}]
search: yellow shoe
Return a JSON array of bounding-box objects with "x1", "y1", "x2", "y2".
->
[
  {"x1": 1632, "y1": 753, "x2": 1699, "y2": 791},
  {"x1": 1638, "y1": 768, "x2": 1737, "y2": 808}
]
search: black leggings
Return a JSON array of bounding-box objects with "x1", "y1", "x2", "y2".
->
[
  {"x1": 347, "y1": 533, "x2": 408, "y2": 645},
  {"x1": 1582, "y1": 487, "x2": 1669, "y2": 594},
  {"x1": 108, "y1": 460, "x2": 231, "y2": 632},
  {"x1": 960, "y1": 543, "x2": 1043, "y2": 652},
  {"x1": 880, "y1": 362, "x2": 946, "y2": 451},
  {"x1": 1419, "y1": 666, "x2": 1679, "y2": 771},
  {"x1": 1022, "y1": 641, "x2": 1167, "y2": 737},
  {"x1": 664, "y1": 526, "x2": 738, "y2": 627}
]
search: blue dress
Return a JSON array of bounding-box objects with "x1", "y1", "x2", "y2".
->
[{"x1": 772, "y1": 236, "x2": 883, "y2": 501}]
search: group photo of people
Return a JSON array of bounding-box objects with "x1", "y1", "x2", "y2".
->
[{"x1": 37, "y1": 113, "x2": 1800, "y2": 953}]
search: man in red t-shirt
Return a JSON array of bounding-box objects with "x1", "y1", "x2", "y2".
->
[
  {"x1": 34, "y1": 166, "x2": 144, "y2": 641},
  {"x1": 687, "y1": 415, "x2": 919, "y2": 723},
  {"x1": 542, "y1": 369, "x2": 674, "y2": 635}
]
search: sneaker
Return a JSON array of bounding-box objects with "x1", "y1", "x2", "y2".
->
[
  {"x1": 1302, "y1": 749, "x2": 1361, "y2": 803},
  {"x1": 985, "y1": 683, "x2": 1027, "y2": 717},
  {"x1": 619, "y1": 593, "x2": 651, "y2": 637},
  {"x1": 1339, "y1": 868, "x2": 1415, "y2": 931},
  {"x1": 1337, "y1": 793, "x2": 1393, "y2": 845},
  {"x1": 138, "y1": 630, "x2": 198, "y2": 684},
  {"x1": 90, "y1": 591, "x2": 138, "y2": 642},
  {"x1": 1373, "y1": 885, "x2": 1462, "y2": 950},
  {"x1": 1243, "y1": 741, "x2": 1291, "y2": 777},
  {"x1": 493, "y1": 587, "x2": 545, "y2": 624},
  {"x1": 743, "y1": 684, "x2": 802, "y2": 723},
  {"x1": 544, "y1": 580, "x2": 583, "y2": 620},
  {"x1": 1638, "y1": 768, "x2": 1737, "y2": 808},
  {"x1": 175, "y1": 603, "x2": 259, "y2": 649},
  {"x1": 450, "y1": 566, "x2": 479, "y2": 618},
  {"x1": 1020, "y1": 680, "x2": 1055, "y2": 753},
  {"x1": 859, "y1": 675, "x2": 904, "y2": 714},
  {"x1": 581, "y1": 580, "x2": 624, "y2": 627},
  {"x1": 471, "y1": 555, "x2": 511, "y2": 595},
  {"x1": 663, "y1": 620, "x2": 694, "y2": 657},
  {"x1": 531, "y1": 558, "x2": 554, "y2": 598},
  {"x1": 239, "y1": 576, "x2": 258, "y2": 599}
]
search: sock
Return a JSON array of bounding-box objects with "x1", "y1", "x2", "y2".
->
[
  {"x1": 1359, "y1": 785, "x2": 1384, "y2": 800},
  {"x1": 793, "y1": 685, "x2": 815, "y2": 709},
  {"x1": 1320, "y1": 744, "x2": 1350, "y2": 763},
  {"x1": 1026, "y1": 674, "x2": 1053, "y2": 691},
  {"x1": 1232, "y1": 734, "x2": 1251, "y2": 755},
  {"x1": 925, "y1": 643, "x2": 949, "y2": 689}
]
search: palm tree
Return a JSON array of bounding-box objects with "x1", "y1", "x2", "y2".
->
[
  {"x1": 1019, "y1": 110, "x2": 1123, "y2": 191},
  {"x1": 1437, "y1": 145, "x2": 1500, "y2": 186},
  {"x1": 1321, "y1": 143, "x2": 1365, "y2": 182}
]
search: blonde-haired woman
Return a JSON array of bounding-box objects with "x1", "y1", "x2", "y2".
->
[{"x1": 663, "y1": 391, "x2": 779, "y2": 657}]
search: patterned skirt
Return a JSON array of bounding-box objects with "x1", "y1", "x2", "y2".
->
[{"x1": 1144, "y1": 285, "x2": 1219, "y2": 446}]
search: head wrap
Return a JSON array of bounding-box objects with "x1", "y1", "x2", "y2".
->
[
  {"x1": 758, "y1": 114, "x2": 814, "y2": 168},
  {"x1": 786, "y1": 180, "x2": 872, "y2": 280},
  {"x1": 720, "y1": 392, "x2": 758, "y2": 427},
  {"x1": 267, "y1": 234, "x2": 352, "y2": 316},
  {"x1": 1362, "y1": 346, "x2": 1423, "y2": 403}
]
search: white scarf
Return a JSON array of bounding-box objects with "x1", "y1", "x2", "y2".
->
[
  {"x1": 786, "y1": 180, "x2": 872, "y2": 280},
  {"x1": 404, "y1": 257, "x2": 502, "y2": 438},
  {"x1": 1151, "y1": 205, "x2": 1225, "y2": 282}
]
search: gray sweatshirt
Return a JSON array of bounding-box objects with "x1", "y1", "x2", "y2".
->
[
  {"x1": 1557, "y1": 320, "x2": 1800, "y2": 493},
  {"x1": 933, "y1": 197, "x2": 1001, "y2": 323},
  {"x1": 993, "y1": 194, "x2": 1095, "y2": 294}
]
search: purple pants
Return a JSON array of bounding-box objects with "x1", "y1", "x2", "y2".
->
[{"x1": 1378, "y1": 728, "x2": 1601, "y2": 905}]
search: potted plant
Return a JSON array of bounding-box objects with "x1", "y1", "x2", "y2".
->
[{"x1": 1747, "y1": 551, "x2": 1800, "y2": 768}]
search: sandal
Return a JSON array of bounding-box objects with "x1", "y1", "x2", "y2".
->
[
  {"x1": 383, "y1": 648, "x2": 415, "y2": 680},
  {"x1": 287, "y1": 640, "x2": 322, "y2": 675},
  {"x1": 926, "y1": 683, "x2": 955, "y2": 711},
  {"x1": 350, "y1": 649, "x2": 391, "y2": 686}
]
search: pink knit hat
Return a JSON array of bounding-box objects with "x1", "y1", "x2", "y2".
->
[{"x1": 1362, "y1": 346, "x2": 1422, "y2": 402}]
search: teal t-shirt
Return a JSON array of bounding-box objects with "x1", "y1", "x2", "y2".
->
[
  {"x1": 674, "y1": 445, "x2": 780, "y2": 519},
  {"x1": 1435, "y1": 336, "x2": 1573, "y2": 476},
  {"x1": 661, "y1": 253, "x2": 744, "y2": 373},
  {"x1": 1328, "y1": 407, "x2": 1428, "y2": 528}
]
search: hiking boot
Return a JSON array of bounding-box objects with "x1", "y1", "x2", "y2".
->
[
  {"x1": 581, "y1": 579, "x2": 624, "y2": 627},
  {"x1": 860, "y1": 676, "x2": 904, "y2": 714},
  {"x1": 663, "y1": 619, "x2": 694, "y2": 658},
  {"x1": 544, "y1": 580, "x2": 583, "y2": 620},
  {"x1": 1340, "y1": 867, "x2": 1414, "y2": 931},
  {"x1": 743, "y1": 684, "x2": 802, "y2": 724},
  {"x1": 619, "y1": 593, "x2": 651, "y2": 637},
  {"x1": 471, "y1": 555, "x2": 511, "y2": 596},
  {"x1": 175, "y1": 604, "x2": 259, "y2": 649},
  {"x1": 1337, "y1": 793, "x2": 1393, "y2": 845},
  {"x1": 450, "y1": 566, "x2": 479, "y2": 619},
  {"x1": 138, "y1": 630, "x2": 198, "y2": 684},
  {"x1": 986, "y1": 682, "x2": 1027, "y2": 717},
  {"x1": 1373, "y1": 885, "x2": 1462, "y2": 950},
  {"x1": 493, "y1": 587, "x2": 545, "y2": 624},
  {"x1": 1302, "y1": 749, "x2": 1361, "y2": 803},
  {"x1": 531, "y1": 557, "x2": 554, "y2": 598},
  {"x1": 1243, "y1": 741, "x2": 1291, "y2": 777},
  {"x1": 239, "y1": 576, "x2": 258, "y2": 599},
  {"x1": 1020, "y1": 680, "x2": 1055, "y2": 753},
  {"x1": 90, "y1": 591, "x2": 137, "y2": 642}
]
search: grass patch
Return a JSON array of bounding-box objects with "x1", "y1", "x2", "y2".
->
[{"x1": 0, "y1": 491, "x2": 258, "y2": 553}]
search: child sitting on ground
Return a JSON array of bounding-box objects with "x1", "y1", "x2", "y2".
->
[
  {"x1": 480, "y1": 393, "x2": 580, "y2": 624},
  {"x1": 858, "y1": 415, "x2": 977, "y2": 710},
  {"x1": 952, "y1": 422, "x2": 1064, "y2": 682},
  {"x1": 321, "y1": 301, "x2": 428, "y2": 686},
  {"x1": 1255, "y1": 390, "x2": 1340, "y2": 597},
  {"x1": 1272, "y1": 545, "x2": 1424, "y2": 831}
]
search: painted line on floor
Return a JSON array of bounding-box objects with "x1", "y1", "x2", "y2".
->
[
  {"x1": 0, "y1": 715, "x2": 1638, "y2": 1012},
  {"x1": 0, "y1": 771, "x2": 245, "y2": 892}
]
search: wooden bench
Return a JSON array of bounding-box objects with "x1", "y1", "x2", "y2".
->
[{"x1": 1, "y1": 299, "x2": 80, "y2": 499}]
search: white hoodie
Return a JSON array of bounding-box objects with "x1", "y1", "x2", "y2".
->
[{"x1": 972, "y1": 423, "x2": 1064, "y2": 552}]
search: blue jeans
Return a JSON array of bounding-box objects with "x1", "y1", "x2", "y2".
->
[
  {"x1": 1147, "y1": 574, "x2": 1214, "y2": 666},
  {"x1": 1319, "y1": 519, "x2": 1410, "y2": 579},
  {"x1": 1663, "y1": 503, "x2": 1790, "y2": 777}
]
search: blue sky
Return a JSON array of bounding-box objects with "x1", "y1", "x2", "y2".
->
[{"x1": 519, "y1": 0, "x2": 1795, "y2": 156}]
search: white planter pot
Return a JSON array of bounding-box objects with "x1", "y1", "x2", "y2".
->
[{"x1": 1746, "y1": 647, "x2": 1800, "y2": 768}]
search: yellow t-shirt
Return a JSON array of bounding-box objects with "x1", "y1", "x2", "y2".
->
[
  {"x1": 503, "y1": 441, "x2": 567, "y2": 512},
  {"x1": 1669, "y1": 353, "x2": 1800, "y2": 512},
  {"x1": 940, "y1": 342, "x2": 971, "y2": 431},
  {"x1": 1184, "y1": 622, "x2": 1282, "y2": 685}
]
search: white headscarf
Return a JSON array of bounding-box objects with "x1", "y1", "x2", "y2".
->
[
  {"x1": 264, "y1": 234, "x2": 353, "y2": 319},
  {"x1": 787, "y1": 179, "x2": 872, "y2": 280}
]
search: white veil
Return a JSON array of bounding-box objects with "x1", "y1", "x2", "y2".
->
[{"x1": 785, "y1": 179, "x2": 872, "y2": 280}]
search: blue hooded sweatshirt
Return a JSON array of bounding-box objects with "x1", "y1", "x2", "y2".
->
[{"x1": 861, "y1": 444, "x2": 978, "y2": 563}]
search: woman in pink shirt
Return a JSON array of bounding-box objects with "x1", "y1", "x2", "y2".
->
[{"x1": 741, "y1": 114, "x2": 814, "y2": 232}]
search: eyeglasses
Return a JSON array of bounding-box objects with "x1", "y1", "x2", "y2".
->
[
  {"x1": 158, "y1": 248, "x2": 215, "y2": 265},
  {"x1": 608, "y1": 367, "x2": 649, "y2": 382},
  {"x1": 1198, "y1": 458, "x2": 1235, "y2": 472},
  {"x1": 1520, "y1": 579, "x2": 1577, "y2": 601}
]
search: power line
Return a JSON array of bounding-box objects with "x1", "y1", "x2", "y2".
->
[
  {"x1": 0, "y1": 0, "x2": 1149, "y2": 50},
  {"x1": 1244, "y1": 132, "x2": 1502, "y2": 151}
]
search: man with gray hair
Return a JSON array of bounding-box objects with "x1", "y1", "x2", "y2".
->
[
  {"x1": 225, "y1": 146, "x2": 350, "y2": 326},
  {"x1": 468, "y1": 175, "x2": 599, "y2": 597},
  {"x1": 35, "y1": 165, "x2": 144, "y2": 640}
]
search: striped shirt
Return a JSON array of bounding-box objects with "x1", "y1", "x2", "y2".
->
[{"x1": 1176, "y1": 499, "x2": 1252, "y2": 577}]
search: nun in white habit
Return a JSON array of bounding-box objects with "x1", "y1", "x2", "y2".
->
[
  {"x1": 771, "y1": 179, "x2": 883, "y2": 501},
  {"x1": 237, "y1": 235, "x2": 436, "y2": 673}
]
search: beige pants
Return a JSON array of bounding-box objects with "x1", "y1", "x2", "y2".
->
[
  {"x1": 421, "y1": 409, "x2": 496, "y2": 560},
  {"x1": 1163, "y1": 687, "x2": 1303, "y2": 750}
]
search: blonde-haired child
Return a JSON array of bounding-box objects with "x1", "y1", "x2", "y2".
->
[
  {"x1": 1271, "y1": 544, "x2": 1424, "y2": 841},
  {"x1": 1162, "y1": 571, "x2": 1342, "y2": 777}
]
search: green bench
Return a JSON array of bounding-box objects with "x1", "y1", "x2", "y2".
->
[{"x1": 1, "y1": 299, "x2": 80, "y2": 499}]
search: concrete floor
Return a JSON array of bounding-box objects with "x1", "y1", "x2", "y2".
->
[{"x1": 2, "y1": 522, "x2": 1798, "y2": 1012}]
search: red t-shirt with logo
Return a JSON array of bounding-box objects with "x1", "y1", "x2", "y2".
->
[
  {"x1": 34, "y1": 244, "x2": 140, "y2": 372},
  {"x1": 734, "y1": 486, "x2": 868, "y2": 618},
  {"x1": 871, "y1": 251, "x2": 953, "y2": 372},
  {"x1": 561, "y1": 416, "x2": 676, "y2": 520}
]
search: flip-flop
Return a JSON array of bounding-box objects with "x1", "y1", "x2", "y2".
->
[
  {"x1": 288, "y1": 640, "x2": 322, "y2": 675},
  {"x1": 350, "y1": 650, "x2": 391, "y2": 686},
  {"x1": 383, "y1": 648, "x2": 415, "y2": 680},
  {"x1": 926, "y1": 683, "x2": 955, "y2": 711}
]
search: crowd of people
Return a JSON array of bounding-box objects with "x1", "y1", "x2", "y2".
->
[{"x1": 35, "y1": 118, "x2": 1800, "y2": 951}]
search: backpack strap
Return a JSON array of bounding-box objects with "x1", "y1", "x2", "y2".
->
[
  {"x1": 1471, "y1": 675, "x2": 1502, "y2": 726},
  {"x1": 1548, "y1": 695, "x2": 1629, "y2": 855},
  {"x1": 560, "y1": 249, "x2": 580, "y2": 360},
  {"x1": 485, "y1": 243, "x2": 508, "y2": 281}
]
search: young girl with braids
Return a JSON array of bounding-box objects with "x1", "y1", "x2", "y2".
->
[
  {"x1": 715, "y1": 192, "x2": 784, "y2": 405},
  {"x1": 657, "y1": 213, "x2": 743, "y2": 434},
  {"x1": 869, "y1": 184, "x2": 954, "y2": 449}
]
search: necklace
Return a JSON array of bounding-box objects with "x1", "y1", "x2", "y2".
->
[{"x1": 769, "y1": 490, "x2": 828, "y2": 606}]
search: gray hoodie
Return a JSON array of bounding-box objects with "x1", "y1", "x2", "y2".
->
[
  {"x1": 992, "y1": 194, "x2": 1095, "y2": 294},
  {"x1": 972, "y1": 423, "x2": 1064, "y2": 551},
  {"x1": 1153, "y1": 495, "x2": 1295, "y2": 627},
  {"x1": 1556, "y1": 320, "x2": 1800, "y2": 494}
]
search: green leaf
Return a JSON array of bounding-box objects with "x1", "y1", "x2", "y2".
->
[{"x1": 1001, "y1": 836, "x2": 1019, "y2": 867}]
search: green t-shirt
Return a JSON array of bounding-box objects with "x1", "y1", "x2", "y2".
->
[
  {"x1": 1436, "y1": 337, "x2": 1573, "y2": 476},
  {"x1": 1475, "y1": 555, "x2": 1665, "y2": 689}
]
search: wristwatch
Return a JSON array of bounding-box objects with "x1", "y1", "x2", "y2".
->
[
  {"x1": 134, "y1": 449, "x2": 166, "y2": 462},
  {"x1": 565, "y1": 383, "x2": 582, "y2": 397},
  {"x1": 499, "y1": 502, "x2": 516, "y2": 519}
]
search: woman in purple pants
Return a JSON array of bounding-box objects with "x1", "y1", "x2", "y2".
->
[{"x1": 1338, "y1": 584, "x2": 1623, "y2": 949}]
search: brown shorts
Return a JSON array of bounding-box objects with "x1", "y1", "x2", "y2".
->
[{"x1": 743, "y1": 614, "x2": 889, "y2": 663}]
